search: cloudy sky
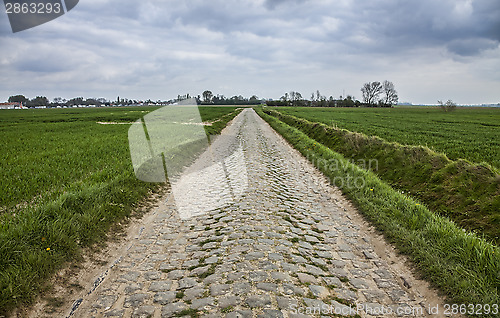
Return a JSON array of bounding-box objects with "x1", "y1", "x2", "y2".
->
[{"x1": 1, "y1": 0, "x2": 499, "y2": 104}]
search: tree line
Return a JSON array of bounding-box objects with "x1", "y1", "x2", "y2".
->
[
  {"x1": 7, "y1": 95, "x2": 165, "y2": 107},
  {"x1": 267, "y1": 81, "x2": 398, "y2": 107},
  {"x1": 7, "y1": 81, "x2": 399, "y2": 108},
  {"x1": 199, "y1": 91, "x2": 262, "y2": 105}
]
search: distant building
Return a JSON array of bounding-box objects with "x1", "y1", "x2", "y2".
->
[{"x1": 0, "y1": 102, "x2": 22, "y2": 109}]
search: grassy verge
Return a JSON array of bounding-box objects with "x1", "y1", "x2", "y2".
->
[
  {"x1": 255, "y1": 108, "x2": 500, "y2": 314},
  {"x1": 262, "y1": 108, "x2": 500, "y2": 244},
  {"x1": 0, "y1": 106, "x2": 242, "y2": 315},
  {"x1": 275, "y1": 106, "x2": 500, "y2": 170}
]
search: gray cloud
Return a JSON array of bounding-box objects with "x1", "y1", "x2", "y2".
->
[
  {"x1": 0, "y1": 0, "x2": 499, "y2": 104},
  {"x1": 264, "y1": 0, "x2": 309, "y2": 10},
  {"x1": 447, "y1": 38, "x2": 499, "y2": 56}
]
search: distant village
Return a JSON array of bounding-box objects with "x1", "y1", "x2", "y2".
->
[
  {"x1": 0, "y1": 95, "x2": 177, "y2": 110},
  {"x1": 1, "y1": 92, "x2": 499, "y2": 110},
  {"x1": 0, "y1": 92, "x2": 266, "y2": 110}
]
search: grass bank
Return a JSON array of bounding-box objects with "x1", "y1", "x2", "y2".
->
[
  {"x1": 0, "y1": 106, "x2": 242, "y2": 314},
  {"x1": 256, "y1": 108, "x2": 500, "y2": 314},
  {"x1": 276, "y1": 106, "x2": 500, "y2": 170},
  {"x1": 262, "y1": 108, "x2": 500, "y2": 244}
]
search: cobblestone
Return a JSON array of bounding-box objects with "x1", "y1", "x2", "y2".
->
[{"x1": 73, "y1": 109, "x2": 436, "y2": 317}]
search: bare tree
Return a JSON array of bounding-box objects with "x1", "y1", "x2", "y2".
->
[
  {"x1": 280, "y1": 92, "x2": 289, "y2": 103},
  {"x1": 438, "y1": 99, "x2": 457, "y2": 112},
  {"x1": 202, "y1": 90, "x2": 213, "y2": 103},
  {"x1": 290, "y1": 91, "x2": 302, "y2": 106},
  {"x1": 382, "y1": 80, "x2": 398, "y2": 106},
  {"x1": 361, "y1": 81, "x2": 383, "y2": 105}
]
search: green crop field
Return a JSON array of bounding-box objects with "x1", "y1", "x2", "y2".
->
[
  {"x1": 0, "y1": 106, "x2": 240, "y2": 211},
  {"x1": 0, "y1": 106, "x2": 242, "y2": 313},
  {"x1": 274, "y1": 106, "x2": 500, "y2": 170}
]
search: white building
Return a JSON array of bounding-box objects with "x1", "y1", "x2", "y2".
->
[{"x1": 0, "y1": 102, "x2": 21, "y2": 109}]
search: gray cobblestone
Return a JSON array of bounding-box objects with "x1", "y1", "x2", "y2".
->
[
  {"x1": 75, "y1": 109, "x2": 440, "y2": 318},
  {"x1": 191, "y1": 297, "x2": 215, "y2": 310},
  {"x1": 161, "y1": 302, "x2": 187, "y2": 317},
  {"x1": 132, "y1": 305, "x2": 155, "y2": 318},
  {"x1": 226, "y1": 310, "x2": 253, "y2": 318},
  {"x1": 123, "y1": 293, "x2": 149, "y2": 308},
  {"x1": 245, "y1": 295, "x2": 272, "y2": 308},
  {"x1": 153, "y1": 291, "x2": 176, "y2": 304}
]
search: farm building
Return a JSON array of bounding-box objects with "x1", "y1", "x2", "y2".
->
[{"x1": 0, "y1": 102, "x2": 22, "y2": 109}]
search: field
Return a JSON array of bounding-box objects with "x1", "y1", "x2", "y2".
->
[
  {"x1": 275, "y1": 106, "x2": 500, "y2": 170},
  {"x1": 0, "y1": 106, "x2": 242, "y2": 313}
]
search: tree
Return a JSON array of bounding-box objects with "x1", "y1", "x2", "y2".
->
[
  {"x1": 316, "y1": 90, "x2": 321, "y2": 102},
  {"x1": 361, "y1": 81, "x2": 383, "y2": 105},
  {"x1": 290, "y1": 91, "x2": 303, "y2": 106},
  {"x1": 29, "y1": 96, "x2": 49, "y2": 107},
  {"x1": 382, "y1": 80, "x2": 398, "y2": 106},
  {"x1": 202, "y1": 90, "x2": 213, "y2": 103},
  {"x1": 8, "y1": 95, "x2": 28, "y2": 104},
  {"x1": 344, "y1": 95, "x2": 356, "y2": 107},
  {"x1": 438, "y1": 99, "x2": 457, "y2": 112},
  {"x1": 280, "y1": 93, "x2": 290, "y2": 104},
  {"x1": 249, "y1": 95, "x2": 259, "y2": 103}
]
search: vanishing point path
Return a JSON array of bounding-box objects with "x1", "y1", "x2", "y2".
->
[{"x1": 66, "y1": 109, "x2": 447, "y2": 317}]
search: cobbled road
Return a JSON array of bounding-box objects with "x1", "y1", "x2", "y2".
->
[{"x1": 72, "y1": 109, "x2": 445, "y2": 318}]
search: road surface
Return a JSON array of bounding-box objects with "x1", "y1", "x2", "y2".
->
[{"x1": 41, "y1": 109, "x2": 449, "y2": 318}]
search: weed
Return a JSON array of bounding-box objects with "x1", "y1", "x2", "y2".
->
[
  {"x1": 221, "y1": 306, "x2": 234, "y2": 313},
  {"x1": 198, "y1": 238, "x2": 221, "y2": 247},
  {"x1": 314, "y1": 263, "x2": 328, "y2": 272},
  {"x1": 305, "y1": 290, "x2": 316, "y2": 299},
  {"x1": 198, "y1": 264, "x2": 216, "y2": 279}
]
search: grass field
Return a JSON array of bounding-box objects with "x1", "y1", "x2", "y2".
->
[
  {"x1": 256, "y1": 108, "x2": 500, "y2": 315},
  {"x1": 275, "y1": 106, "x2": 500, "y2": 170},
  {"x1": 0, "y1": 106, "x2": 242, "y2": 314}
]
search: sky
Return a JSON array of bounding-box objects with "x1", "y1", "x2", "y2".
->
[{"x1": 1, "y1": 0, "x2": 499, "y2": 105}]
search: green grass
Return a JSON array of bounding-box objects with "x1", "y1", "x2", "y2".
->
[
  {"x1": 0, "y1": 106, "x2": 241, "y2": 314},
  {"x1": 0, "y1": 106, "x2": 241, "y2": 210},
  {"x1": 263, "y1": 108, "x2": 500, "y2": 245},
  {"x1": 274, "y1": 106, "x2": 500, "y2": 170},
  {"x1": 256, "y1": 108, "x2": 500, "y2": 314}
]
